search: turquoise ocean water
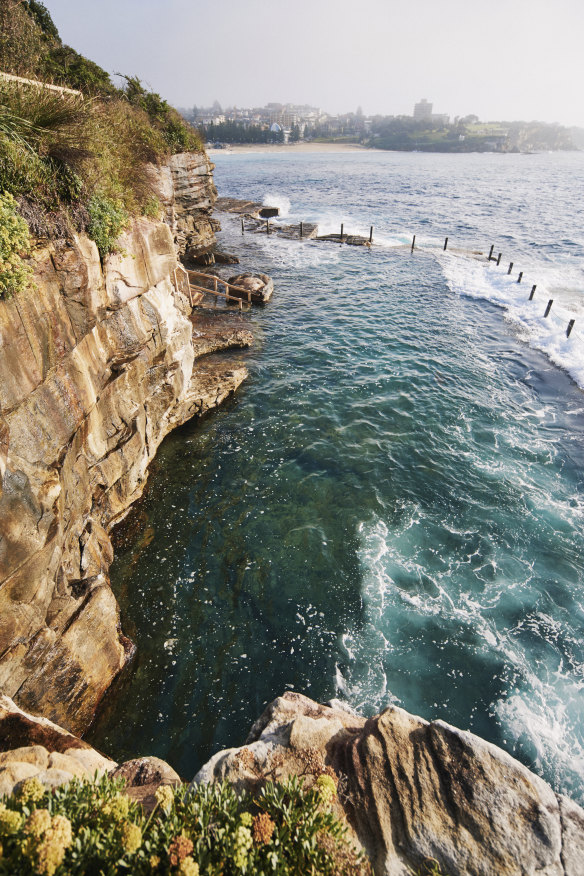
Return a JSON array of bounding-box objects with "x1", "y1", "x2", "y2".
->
[{"x1": 91, "y1": 150, "x2": 584, "y2": 802}]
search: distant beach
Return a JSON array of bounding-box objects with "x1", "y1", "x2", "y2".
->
[{"x1": 206, "y1": 142, "x2": 367, "y2": 155}]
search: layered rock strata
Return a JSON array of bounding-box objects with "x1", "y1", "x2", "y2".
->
[
  {"x1": 148, "y1": 151, "x2": 220, "y2": 263},
  {"x1": 194, "y1": 692, "x2": 584, "y2": 876},
  {"x1": 0, "y1": 217, "x2": 250, "y2": 735}
]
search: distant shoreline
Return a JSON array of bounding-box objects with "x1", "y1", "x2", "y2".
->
[{"x1": 206, "y1": 142, "x2": 367, "y2": 155}]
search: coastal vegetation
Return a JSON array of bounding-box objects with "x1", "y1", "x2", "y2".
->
[
  {"x1": 0, "y1": 190, "x2": 32, "y2": 298},
  {"x1": 0, "y1": 773, "x2": 371, "y2": 875},
  {"x1": 0, "y1": 0, "x2": 202, "y2": 259}
]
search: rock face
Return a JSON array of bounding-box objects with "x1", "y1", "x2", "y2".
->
[
  {"x1": 193, "y1": 692, "x2": 584, "y2": 876},
  {"x1": 0, "y1": 217, "x2": 250, "y2": 735},
  {"x1": 147, "y1": 151, "x2": 220, "y2": 263}
]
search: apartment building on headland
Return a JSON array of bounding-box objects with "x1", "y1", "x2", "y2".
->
[{"x1": 413, "y1": 98, "x2": 450, "y2": 126}]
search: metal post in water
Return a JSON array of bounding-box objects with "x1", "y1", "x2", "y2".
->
[
  {"x1": 544, "y1": 299, "x2": 554, "y2": 317},
  {"x1": 517, "y1": 271, "x2": 523, "y2": 283},
  {"x1": 411, "y1": 234, "x2": 416, "y2": 253},
  {"x1": 300, "y1": 221, "x2": 303, "y2": 239},
  {"x1": 340, "y1": 223, "x2": 344, "y2": 241},
  {"x1": 241, "y1": 217, "x2": 244, "y2": 234},
  {"x1": 444, "y1": 237, "x2": 448, "y2": 251},
  {"x1": 370, "y1": 226, "x2": 373, "y2": 243},
  {"x1": 507, "y1": 262, "x2": 513, "y2": 275},
  {"x1": 488, "y1": 244, "x2": 494, "y2": 261},
  {"x1": 567, "y1": 319, "x2": 575, "y2": 337},
  {"x1": 266, "y1": 219, "x2": 270, "y2": 235},
  {"x1": 496, "y1": 252, "x2": 502, "y2": 266},
  {"x1": 529, "y1": 284, "x2": 537, "y2": 300}
]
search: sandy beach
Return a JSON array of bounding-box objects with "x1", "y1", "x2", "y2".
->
[{"x1": 206, "y1": 141, "x2": 367, "y2": 155}]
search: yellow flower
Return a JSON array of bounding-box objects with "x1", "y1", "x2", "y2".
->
[
  {"x1": 17, "y1": 777, "x2": 45, "y2": 805},
  {"x1": 24, "y1": 808, "x2": 52, "y2": 838},
  {"x1": 50, "y1": 815, "x2": 72, "y2": 849},
  {"x1": 0, "y1": 805, "x2": 23, "y2": 836},
  {"x1": 154, "y1": 784, "x2": 174, "y2": 813},
  {"x1": 315, "y1": 774, "x2": 337, "y2": 806},
  {"x1": 32, "y1": 816, "x2": 73, "y2": 876},
  {"x1": 102, "y1": 794, "x2": 131, "y2": 821},
  {"x1": 239, "y1": 811, "x2": 253, "y2": 828},
  {"x1": 178, "y1": 857, "x2": 200, "y2": 876},
  {"x1": 231, "y1": 824, "x2": 253, "y2": 869},
  {"x1": 120, "y1": 821, "x2": 142, "y2": 854}
]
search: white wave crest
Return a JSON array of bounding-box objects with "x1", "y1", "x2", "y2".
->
[
  {"x1": 438, "y1": 251, "x2": 584, "y2": 390},
  {"x1": 262, "y1": 192, "x2": 291, "y2": 217}
]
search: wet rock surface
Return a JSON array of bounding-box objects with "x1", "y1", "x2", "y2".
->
[
  {"x1": 215, "y1": 196, "x2": 275, "y2": 219},
  {"x1": 193, "y1": 692, "x2": 584, "y2": 876},
  {"x1": 227, "y1": 272, "x2": 274, "y2": 304}
]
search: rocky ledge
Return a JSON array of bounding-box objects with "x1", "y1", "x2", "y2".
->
[
  {"x1": 0, "y1": 217, "x2": 251, "y2": 736},
  {"x1": 194, "y1": 692, "x2": 584, "y2": 876}
]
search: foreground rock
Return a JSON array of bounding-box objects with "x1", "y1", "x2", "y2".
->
[
  {"x1": 193, "y1": 692, "x2": 584, "y2": 876},
  {"x1": 0, "y1": 696, "x2": 180, "y2": 806},
  {"x1": 0, "y1": 217, "x2": 251, "y2": 735},
  {"x1": 227, "y1": 272, "x2": 274, "y2": 305}
]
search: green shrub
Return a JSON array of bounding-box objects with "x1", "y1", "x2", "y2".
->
[
  {"x1": 24, "y1": 1, "x2": 60, "y2": 40},
  {"x1": 0, "y1": 773, "x2": 371, "y2": 875},
  {"x1": 0, "y1": 2, "x2": 203, "y2": 233},
  {"x1": 87, "y1": 195, "x2": 129, "y2": 258},
  {"x1": 122, "y1": 76, "x2": 203, "y2": 154},
  {"x1": 142, "y1": 196, "x2": 162, "y2": 219},
  {"x1": 0, "y1": 191, "x2": 33, "y2": 299}
]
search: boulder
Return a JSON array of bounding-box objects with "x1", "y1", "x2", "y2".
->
[
  {"x1": 212, "y1": 250, "x2": 240, "y2": 265},
  {"x1": 227, "y1": 272, "x2": 274, "y2": 305},
  {"x1": 0, "y1": 696, "x2": 182, "y2": 805},
  {"x1": 111, "y1": 756, "x2": 182, "y2": 811},
  {"x1": 192, "y1": 692, "x2": 584, "y2": 876}
]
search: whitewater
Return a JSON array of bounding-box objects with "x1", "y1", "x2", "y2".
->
[{"x1": 92, "y1": 149, "x2": 584, "y2": 805}]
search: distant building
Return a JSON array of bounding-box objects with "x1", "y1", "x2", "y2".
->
[
  {"x1": 413, "y1": 99, "x2": 449, "y2": 126},
  {"x1": 413, "y1": 99, "x2": 433, "y2": 121}
]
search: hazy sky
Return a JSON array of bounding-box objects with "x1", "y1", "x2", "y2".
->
[{"x1": 45, "y1": 0, "x2": 584, "y2": 126}]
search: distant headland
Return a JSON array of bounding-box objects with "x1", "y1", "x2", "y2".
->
[{"x1": 182, "y1": 97, "x2": 583, "y2": 153}]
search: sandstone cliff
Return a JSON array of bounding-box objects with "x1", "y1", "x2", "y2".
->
[
  {"x1": 0, "y1": 209, "x2": 250, "y2": 736},
  {"x1": 148, "y1": 151, "x2": 220, "y2": 264}
]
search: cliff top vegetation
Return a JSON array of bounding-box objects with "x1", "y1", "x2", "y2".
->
[{"x1": 0, "y1": 0, "x2": 202, "y2": 252}]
